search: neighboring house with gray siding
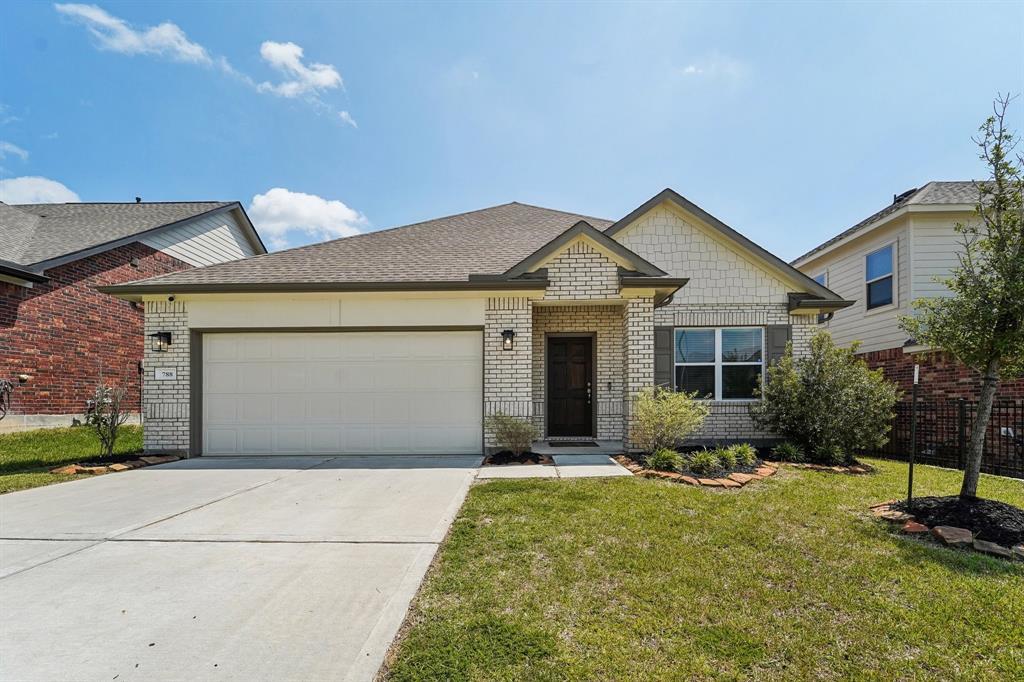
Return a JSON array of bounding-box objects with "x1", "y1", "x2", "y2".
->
[
  {"x1": 103, "y1": 189, "x2": 851, "y2": 456},
  {"x1": 1, "y1": 201, "x2": 265, "y2": 431}
]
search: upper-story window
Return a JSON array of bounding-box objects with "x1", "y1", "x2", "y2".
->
[
  {"x1": 865, "y1": 244, "x2": 894, "y2": 309},
  {"x1": 812, "y1": 272, "x2": 828, "y2": 323},
  {"x1": 674, "y1": 327, "x2": 763, "y2": 400}
]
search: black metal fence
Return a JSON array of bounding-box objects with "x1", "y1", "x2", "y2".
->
[{"x1": 867, "y1": 399, "x2": 1024, "y2": 480}]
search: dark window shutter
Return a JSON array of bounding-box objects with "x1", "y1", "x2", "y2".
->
[
  {"x1": 654, "y1": 326, "x2": 674, "y2": 389},
  {"x1": 766, "y1": 324, "x2": 792, "y2": 367}
]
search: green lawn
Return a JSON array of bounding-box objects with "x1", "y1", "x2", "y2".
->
[
  {"x1": 384, "y1": 459, "x2": 1024, "y2": 681},
  {"x1": 0, "y1": 425, "x2": 143, "y2": 494}
]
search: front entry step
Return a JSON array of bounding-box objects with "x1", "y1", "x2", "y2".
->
[{"x1": 531, "y1": 440, "x2": 624, "y2": 456}]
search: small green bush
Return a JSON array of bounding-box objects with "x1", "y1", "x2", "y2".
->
[
  {"x1": 730, "y1": 443, "x2": 758, "y2": 467},
  {"x1": 645, "y1": 448, "x2": 683, "y2": 472},
  {"x1": 687, "y1": 449, "x2": 720, "y2": 476},
  {"x1": 813, "y1": 444, "x2": 847, "y2": 466},
  {"x1": 772, "y1": 441, "x2": 805, "y2": 463},
  {"x1": 631, "y1": 387, "x2": 710, "y2": 454},
  {"x1": 715, "y1": 446, "x2": 738, "y2": 469},
  {"x1": 485, "y1": 412, "x2": 538, "y2": 456}
]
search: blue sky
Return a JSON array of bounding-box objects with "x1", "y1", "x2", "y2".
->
[{"x1": 1, "y1": 1, "x2": 1021, "y2": 258}]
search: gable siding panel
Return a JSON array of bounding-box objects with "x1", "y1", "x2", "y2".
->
[{"x1": 141, "y1": 210, "x2": 257, "y2": 267}]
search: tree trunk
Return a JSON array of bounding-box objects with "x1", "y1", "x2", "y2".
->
[{"x1": 960, "y1": 357, "x2": 1001, "y2": 499}]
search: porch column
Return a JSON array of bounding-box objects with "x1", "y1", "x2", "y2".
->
[
  {"x1": 622, "y1": 297, "x2": 654, "y2": 448},
  {"x1": 484, "y1": 296, "x2": 534, "y2": 447}
]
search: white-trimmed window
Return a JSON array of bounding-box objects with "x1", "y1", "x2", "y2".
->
[
  {"x1": 813, "y1": 272, "x2": 828, "y2": 324},
  {"x1": 674, "y1": 327, "x2": 764, "y2": 400},
  {"x1": 865, "y1": 244, "x2": 894, "y2": 309}
]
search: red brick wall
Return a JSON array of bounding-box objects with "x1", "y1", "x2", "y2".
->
[
  {"x1": 862, "y1": 347, "x2": 1024, "y2": 401},
  {"x1": 0, "y1": 243, "x2": 191, "y2": 415}
]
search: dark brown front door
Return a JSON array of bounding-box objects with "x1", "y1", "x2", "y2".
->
[{"x1": 547, "y1": 336, "x2": 593, "y2": 437}]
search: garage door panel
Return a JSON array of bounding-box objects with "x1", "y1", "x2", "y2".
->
[
  {"x1": 203, "y1": 331, "x2": 482, "y2": 455},
  {"x1": 206, "y1": 429, "x2": 238, "y2": 454}
]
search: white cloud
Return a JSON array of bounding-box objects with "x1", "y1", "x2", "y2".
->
[
  {"x1": 247, "y1": 188, "x2": 367, "y2": 249},
  {"x1": 0, "y1": 141, "x2": 29, "y2": 161},
  {"x1": 55, "y1": 6, "x2": 354, "y2": 126},
  {"x1": 677, "y1": 54, "x2": 748, "y2": 82},
  {"x1": 55, "y1": 3, "x2": 212, "y2": 64},
  {"x1": 0, "y1": 176, "x2": 80, "y2": 203},
  {"x1": 0, "y1": 103, "x2": 19, "y2": 126},
  {"x1": 338, "y1": 110, "x2": 357, "y2": 128},
  {"x1": 257, "y1": 41, "x2": 342, "y2": 98}
]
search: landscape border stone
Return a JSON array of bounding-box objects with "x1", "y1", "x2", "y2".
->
[
  {"x1": 49, "y1": 455, "x2": 180, "y2": 477},
  {"x1": 871, "y1": 501, "x2": 1022, "y2": 562},
  {"x1": 615, "y1": 456, "x2": 779, "y2": 489}
]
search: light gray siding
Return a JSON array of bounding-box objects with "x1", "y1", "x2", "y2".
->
[
  {"x1": 909, "y1": 214, "x2": 967, "y2": 300},
  {"x1": 142, "y1": 209, "x2": 257, "y2": 266},
  {"x1": 798, "y1": 218, "x2": 911, "y2": 354}
]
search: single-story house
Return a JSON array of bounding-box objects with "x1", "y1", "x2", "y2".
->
[
  {"x1": 102, "y1": 189, "x2": 852, "y2": 456},
  {"x1": 1, "y1": 201, "x2": 265, "y2": 432}
]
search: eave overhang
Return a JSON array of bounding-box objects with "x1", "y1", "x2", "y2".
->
[
  {"x1": 786, "y1": 292, "x2": 855, "y2": 313},
  {"x1": 97, "y1": 279, "x2": 550, "y2": 302}
]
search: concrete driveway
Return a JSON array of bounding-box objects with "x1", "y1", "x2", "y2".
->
[{"x1": 0, "y1": 455, "x2": 479, "y2": 681}]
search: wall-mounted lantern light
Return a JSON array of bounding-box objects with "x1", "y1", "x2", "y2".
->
[
  {"x1": 501, "y1": 329, "x2": 516, "y2": 351},
  {"x1": 150, "y1": 331, "x2": 172, "y2": 353}
]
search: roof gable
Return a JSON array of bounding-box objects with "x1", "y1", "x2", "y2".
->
[
  {"x1": 0, "y1": 201, "x2": 266, "y2": 269},
  {"x1": 791, "y1": 180, "x2": 978, "y2": 267},
  {"x1": 502, "y1": 220, "x2": 666, "y2": 278},
  {"x1": 607, "y1": 188, "x2": 839, "y2": 300}
]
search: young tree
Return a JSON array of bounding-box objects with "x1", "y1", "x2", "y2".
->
[
  {"x1": 902, "y1": 94, "x2": 1024, "y2": 499},
  {"x1": 88, "y1": 383, "x2": 132, "y2": 458}
]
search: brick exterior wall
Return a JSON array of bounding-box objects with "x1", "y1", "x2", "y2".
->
[
  {"x1": 622, "y1": 297, "x2": 654, "y2": 446},
  {"x1": 861, "y1": 347, "x2": 1024, "y2": 402},
  {"x1": 483, "y1": 296, "x2": 534, "y2": 446},
  {"x1": 142, "y1": 299, "x2": 191, "y2": 453},
  {"x1": 0, "y1": 243, "x2": 190, "y2": 425},
  {"x1": 544, "y1": 241, "x2": 620, "y2": 300},
  {"x1": 532, "y1": 305, "x2": 623, "y2": 439}
]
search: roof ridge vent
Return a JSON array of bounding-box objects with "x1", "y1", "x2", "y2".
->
[{"x1": 893, "y1": 187, "x2": 917, "y2": 204}]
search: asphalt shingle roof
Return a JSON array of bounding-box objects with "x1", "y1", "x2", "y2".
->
[
  {"x1": 0, "y1": 201, "x2": 234, "y2": 267},
  {"x1": 119, "y1": 202, "x2": 613, "y2": 287},
  {"x1": 792, "y1": 181, "x2": 978, "y2": 265}
]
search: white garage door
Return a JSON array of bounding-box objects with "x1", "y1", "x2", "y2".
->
[{"x1": 202, "y1": 331, "x2": 482, "y2": 455}]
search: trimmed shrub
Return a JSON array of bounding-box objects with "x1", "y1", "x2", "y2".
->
[
  {"x1": 730, "y1": 443, "x2": 758, "y2": 467},
  {"x1": 715, "y1": 446, "x2": 738, "y2": 469},
  {"x1": 750, "y1": 331, "x2": 900, "y2": 465},
  {"x1": 485, "y1": 412, "x2": 538, "y2": 456},
  {"x1": 631, "y1": 387, "x2": 710, "y2": 454},
  {"x1": 772, "y1": 441, "x2": 805, "y2": 463},
  {"x1": 687, "y1": 449, "x2": 720, "y2": 476},
  {"x1": 646, "y1": 448, "x2": 683, "y2": 472}
]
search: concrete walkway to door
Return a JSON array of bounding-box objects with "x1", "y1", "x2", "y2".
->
[{"x1": 0, "y1": 455, "x2": 480, "y2": 681}]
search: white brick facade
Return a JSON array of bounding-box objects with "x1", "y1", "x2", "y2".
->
[
  {"x1": 142, "y1": 300, "x2": 190, "y2": 453},
  {"x1": 483, "y1": 296, "x2": 533, "y2": 445},
  {"x1": 544, "y1": 240, "x2": 620, "y2": 300}
]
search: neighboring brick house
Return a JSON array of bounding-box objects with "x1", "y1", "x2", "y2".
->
[
  {"x1": 101, "y1": 189, "x2": 852, "y2": 457},
  {"x1": 792, "y1": 181, "x2": 1024, "y2": 402},
  {"x1": 1, "y1": 201, "x2": 266, "y2": 431}
]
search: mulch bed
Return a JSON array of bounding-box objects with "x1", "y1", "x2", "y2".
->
[
  {"x1": 482, "y1": 451, "x2": 553, "y2": 466},
  {"x1": 891, "y1": 496, "x2": 1024, "y2": 548}
]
